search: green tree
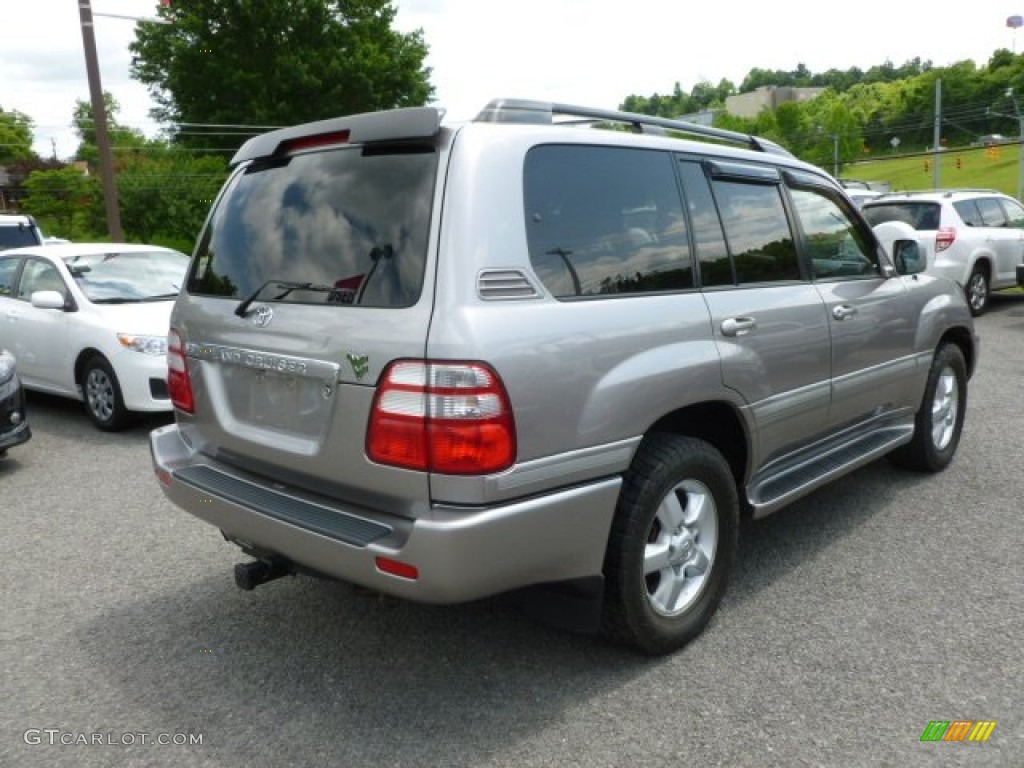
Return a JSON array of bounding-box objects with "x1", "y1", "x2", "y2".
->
[
  {"x1": 73, "y1": 92, "x2": 149, "y2": 165},
  {"x1": 130, "y1": 0, "x2": 433, "y2": 152},
  {"x1": 22, "y1": 167, "x2": 94, "y2": 238},
  {"x1": 110, "y1": 148, "x2": 227, "y2": 244},
  {"x1": 0, "y1": 106, "x2": 35, "y2": 165}
]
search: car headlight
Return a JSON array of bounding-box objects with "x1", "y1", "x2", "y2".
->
[
  {"x1": 116, "y1": 333, "x2": 168, "y2": 356},
  {"x1": 0, "y1": 350, "x2": 15, "y2": 384}
]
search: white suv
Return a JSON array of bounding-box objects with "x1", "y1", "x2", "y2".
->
[
  {"x1": 0, "y1": 214, "x2": 44, "y2": 251},
  {"x1": 861, "y1": 189, "x2": 1024, "y2": 315}
]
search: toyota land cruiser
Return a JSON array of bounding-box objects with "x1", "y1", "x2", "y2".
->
[{"x1": 150, "y1": 99, "x2": 977, "y2": 654}]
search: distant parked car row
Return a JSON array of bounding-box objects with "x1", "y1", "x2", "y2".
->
[{"x1": 0, "y1": 242, "x2": 189, "y2": 430}]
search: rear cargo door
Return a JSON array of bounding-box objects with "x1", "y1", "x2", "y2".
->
[{"x1": 173, "y1": 125, "x2": 441, "y2": 505}]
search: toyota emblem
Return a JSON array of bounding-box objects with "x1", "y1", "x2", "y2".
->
[{"x1": 253, "y1": 306, "x2": 274, "y2": 328}]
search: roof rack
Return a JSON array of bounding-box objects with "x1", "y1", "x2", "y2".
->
[
  {"x1": 877, "y1": 188, "x2": 1002, "y2": 198},
  {"x1": 473, "y1": 98, "x2": 793, "y2": 158}
]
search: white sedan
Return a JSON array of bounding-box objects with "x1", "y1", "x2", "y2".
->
[{"x1": 0, "y1": 243, "x2": 189, "y2": 430}]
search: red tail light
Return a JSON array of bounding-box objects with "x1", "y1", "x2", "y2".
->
[
  {"x1": 367, "y1": 361, "x2": 516, "y2": 474},
  {"x1": 278, "y1": 130, "x2": 350, "y2": 156},
  {"x1": 167, "y1": 328, "x2": 194, "y2": 413},
  {"x1": 936, "y1": 226, "x2": 956, "y2": 252}
]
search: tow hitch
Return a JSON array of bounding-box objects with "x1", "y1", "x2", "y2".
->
[{"x1": 233, "y1": 559, "x2": 292, "y2": 591}]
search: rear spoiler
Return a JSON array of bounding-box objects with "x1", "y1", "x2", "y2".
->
[{"x1": 231, "y1": 106, "x2": 443, "y2": 166}]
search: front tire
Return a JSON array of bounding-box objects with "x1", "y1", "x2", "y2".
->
[
  {"x1": 602, "y1": 434, "x2": 739, "y2": 655},
  {"x1": 83, "y1": 355, "x2": 131, "y2": 431},
  {"x1": 889, "y1": 343, "x2": 967, "y2": 472}
]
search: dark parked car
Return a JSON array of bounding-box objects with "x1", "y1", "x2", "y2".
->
[{"x1": 0, "y1": 348, "x2": 31, "y2": 456}]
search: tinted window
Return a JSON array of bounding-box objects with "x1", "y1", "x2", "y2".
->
[
  {"x1": 0, "y1": 257, "x2": 18, "y2": 296},
  {"x1": 710, "y1": 179, "x2": 799, "y2": 283},
  {"x1": 1001, "y1": 197, "x2": 1024, "y2": 228},
  {"x1": 524, "y1": 145, "x2": 693, "y2": 297},
  {"x1": 953, "y1": 199, "x2": 983, "y2": 226},
  {"x1": 0, "y1": 224, "x2": 40, "y2": 250},
  {"x1": 861, "y1": 202, "x2": 941, "y2": 231},
  {"x1": 789, "y1": 188, "x2": 880, "y2": 279},
  {"x1": 976, "y1": 197, "x2": 1008, "y2": 227},
  {"x1": 678, "y1": 162, "x2": 732, "y2": 287},
  {"x1": 188, "y1": 144, "x2": 437, "y2": 308}
]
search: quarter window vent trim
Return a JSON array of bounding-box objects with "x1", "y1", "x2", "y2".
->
[{"x1": 477, "y1": 269, "x2": 541, "y2": 300}]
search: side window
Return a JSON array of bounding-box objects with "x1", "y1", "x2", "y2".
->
[
  {"x1": 1000, "y1": 197, "x2": 1024, "y2": 228},
  {"x1": 677, "y1": 162, "x2": 732, "y2": 287},
  {"x1": 524, "y1": 145, "x2": 693, "y2": 297},
  {"x1": 953, "y1": 200, "x2": 984, "y2": 227},
  {"x1": 17, "y1": 259, "x2": 67, "y2": 301},
  {"x1": 710, "y1": 178, "x2": 800, "y2": 284},
  {"x1": 789, "y1": 187, "x2": 880, "y2": 279},
  {"x1": 0, "y1": 257, "x2": 19, "y2": 297},
  {"x1": 976, "y1": 198, "x2": 1008, "y2": 227}
]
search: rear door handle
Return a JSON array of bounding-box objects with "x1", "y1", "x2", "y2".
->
[
  {"x1": 833, "y1": 304, "x2": 858, "y2": 320},
  {"x1": 721, "y1": 317, "x2": 756, "y2": 337}
]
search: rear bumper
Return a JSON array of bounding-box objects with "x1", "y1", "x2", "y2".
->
[{"x1": 149, "y1": 424, "x2": 620, "y2": 603}]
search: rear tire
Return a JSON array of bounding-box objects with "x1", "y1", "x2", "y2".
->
[
  {"x1": 889, "y1": 343, "x2": 966, "y2": 472},
  {"x1": 83, "y1": 355, "x2": 131, "y2": 431},
  {"x1": 602, "y1": 434, "x2": 738, "y2": 655},
  {"x1": 965, "y1": 266, "x2": 989, "y2": 316}
]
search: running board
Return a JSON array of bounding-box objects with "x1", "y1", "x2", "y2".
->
[{"x1": 748, "y1": 426, "x2": 914, "y2": 518}]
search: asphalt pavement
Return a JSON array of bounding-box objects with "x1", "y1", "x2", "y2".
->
[{"x1": 2, "y1": 294, "x2": 1022, "y2": 768}]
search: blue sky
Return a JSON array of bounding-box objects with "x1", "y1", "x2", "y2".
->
[{"x1": 2, "y1": 0, "x2": 1017, "y2": 159}]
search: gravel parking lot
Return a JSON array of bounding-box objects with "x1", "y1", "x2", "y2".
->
[{"x1": 2, "y1": 294, "x2": 1022, "y2": 768}]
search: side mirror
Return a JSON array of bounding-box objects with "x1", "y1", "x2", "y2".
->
[
  {"x1": 30, "y1": 290, "x2": 67, "y2": 310},
  {"x1": 892, "y1": 239, "x2": 925, "y2": 275}
]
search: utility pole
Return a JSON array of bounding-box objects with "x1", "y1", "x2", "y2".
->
[
  {"x1": 77, "y1": 0, "x2": 124, "y2": 242},
  {"x1": 932, "y1": 78, "x2": 942, "y2": 190},
  {"x1": 1007, "y1": 89, "x2": 1024, "y2": 202},
  {"x1": 833, "y1": 133, "x2": 839, "y2": 179}
]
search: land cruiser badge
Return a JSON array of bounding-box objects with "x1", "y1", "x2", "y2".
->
[{"x1": 346, "y1": 353, "x2": 369, "y2": 380}]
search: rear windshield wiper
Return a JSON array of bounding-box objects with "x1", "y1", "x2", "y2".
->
[{"x1": 234, "y1": 280, "x2": 332, "y2": 317}]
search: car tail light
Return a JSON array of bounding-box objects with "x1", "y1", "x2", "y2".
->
[
  {"x1": 167, "y1": 328, "x2": 194, "y2": 414},
  {"x1": 375, "y1": 557, "x2": 419, "y2": 580},
  {"x1": 367, "y1": 360, "x2": 516, "y2": 475},
  {"x1": 936, "y1": 227, "x2": 956, "y2": 252},
  {"x1": 277, "y1": 130, "x2": 350, "y2": 156}
]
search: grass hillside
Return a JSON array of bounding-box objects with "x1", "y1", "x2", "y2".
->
[{"x1": 843, "y1": 143, "x2": 1024, "y2": 196}]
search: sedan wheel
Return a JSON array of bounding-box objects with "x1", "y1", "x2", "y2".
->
[{"x1": 83, "y1": 356, "x2": 130, "y2": 431}]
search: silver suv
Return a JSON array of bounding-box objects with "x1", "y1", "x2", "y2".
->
[
  {"x1": 150, "y1": 99, "x2": 978, "y2": 654},
  {"x1": 861, "y1": 188, "x2": 1024, "y2": 315}
]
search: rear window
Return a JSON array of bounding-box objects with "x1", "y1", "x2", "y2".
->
[
  {"x1": 187, "y1": 144, "x2": 437, "y2": 308},
  {"x1": 861, "y1": 202, "x2": 941, "y2": 231}
]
